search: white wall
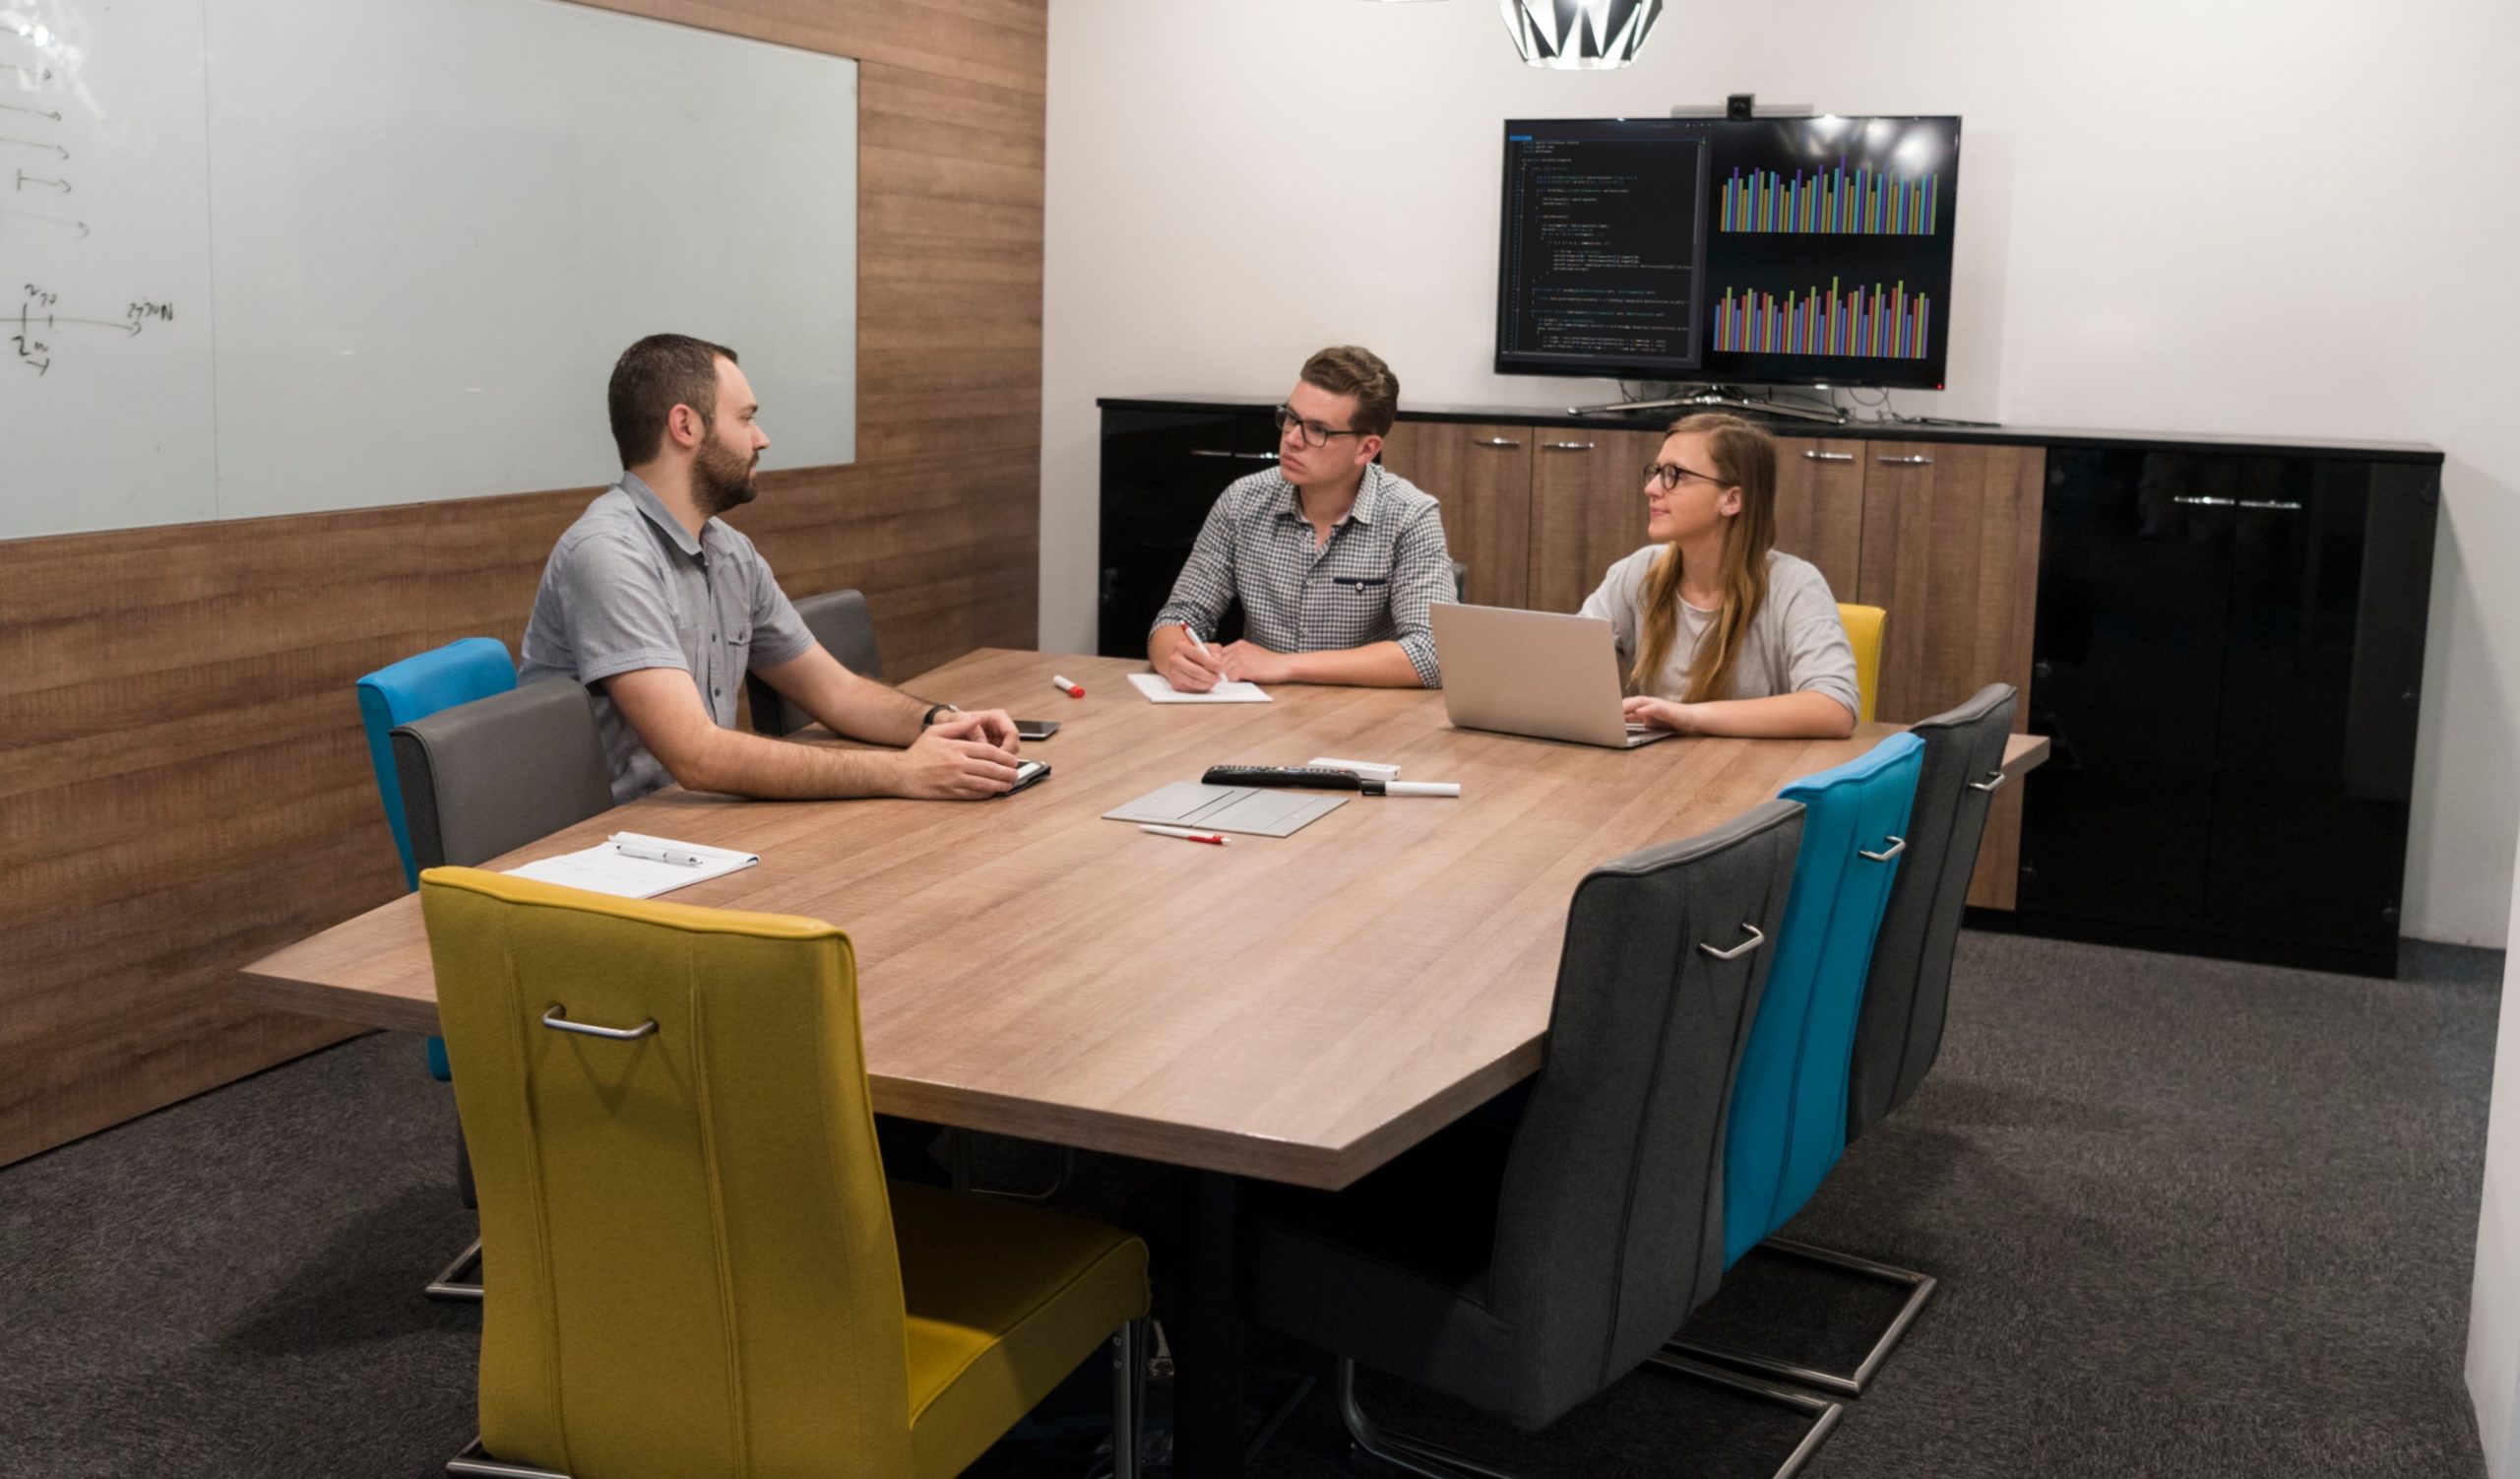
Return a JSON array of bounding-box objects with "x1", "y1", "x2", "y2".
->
[
  {"x1": 1042, "y1": 0, "x2": 2520, "y2": 945},
  {"x1": 2469, "y1": 831, "x2": 2520, "y2": 1474}
]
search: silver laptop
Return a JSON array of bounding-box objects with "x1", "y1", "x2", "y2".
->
[{"x1": 1432, "y1": 603, "x2": 1675, "y2": 748}]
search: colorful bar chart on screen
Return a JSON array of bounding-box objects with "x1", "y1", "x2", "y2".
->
[
  {"x1": 1713, "y1": 279, "x2": 1931, "y2": 359},
  {"x1": 1719, "y1": 158, "x2": 1939, "y2": 235}
]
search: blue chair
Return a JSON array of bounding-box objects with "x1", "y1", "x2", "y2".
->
[
  {"x1": 355, "y1": 637, "x2": 516, "y2": 1082},
  {"x1": 354, "y1": 637, "x2": 516, "y2": 1305},
  {"x1": 1670, "y1": 732, "x2": 1925, "y2": 1397}
]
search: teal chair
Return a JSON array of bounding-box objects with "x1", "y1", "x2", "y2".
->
[
  {"x1": 355, "y1": 637, "x2": 517, "y2": 1080},
  {"x1": 1670, "y1": 732, "x2": 1925, "y2": 1396},
  {"x1": 353, "y1": 636, "x2": 516, "y2": 1303}
]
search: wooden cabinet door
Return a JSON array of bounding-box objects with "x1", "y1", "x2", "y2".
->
[
  {"x1": 1770, "y1": 437, "x2": 1867, "y2": 601},
  {"x1": 1378, "y1": 421, "x2": 1533, "y2": 609},
  {"x1": 1527, "y1": 428, "x2": 1670, "y2": 612},
  {"x1": 1851, "y1": 439, "x2": 2044, "y2": 909}
]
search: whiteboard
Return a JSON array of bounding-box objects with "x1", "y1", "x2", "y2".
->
[{"x1": 0, "y1": 0, "x2": 855, "y2": 540}]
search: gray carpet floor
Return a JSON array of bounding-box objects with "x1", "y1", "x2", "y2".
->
[{"x1": 0, "y1": 931, "x2": 2500, "y2": 1479}]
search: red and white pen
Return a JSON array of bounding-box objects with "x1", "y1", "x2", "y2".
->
[
  {"x1": 1139, "y1": 824, "x2": 1228, "y2": 846},
  {"x1": 1051, "y1": 674, "x2": 1085, "y2": 698}
]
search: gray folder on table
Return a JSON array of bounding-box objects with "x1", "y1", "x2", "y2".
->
[{"x1": 1102, "y1": 782, "x2": 1349, "y2": 838}]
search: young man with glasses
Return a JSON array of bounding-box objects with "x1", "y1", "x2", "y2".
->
[{"x1": 1148, "y1": 346, "x2": 1456, "y2": 690}]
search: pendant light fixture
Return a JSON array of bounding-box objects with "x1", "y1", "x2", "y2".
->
[{"x1": 1499, "y1": 0, "x2": 1665, "y2": 69}]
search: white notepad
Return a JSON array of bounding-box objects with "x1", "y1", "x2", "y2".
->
[
  {"x1": 1127, "y1": 672, "x2": 1272, "y2": 704},
  {"x1": 506, "y1": 831, "x2": 760, "y2": 900}
]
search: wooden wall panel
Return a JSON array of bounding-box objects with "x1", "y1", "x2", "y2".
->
[{"x1": 0, "y1": 0, "x2": 1046, "y2": 1165}]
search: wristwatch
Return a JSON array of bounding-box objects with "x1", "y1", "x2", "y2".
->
[{"x1": 919, "y1": 702, "x2": 960, "y2": 729}]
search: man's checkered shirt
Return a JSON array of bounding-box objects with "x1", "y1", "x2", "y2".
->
[{"x1": 1150, "y1": 463, "x2": 1455, "y2": 687}]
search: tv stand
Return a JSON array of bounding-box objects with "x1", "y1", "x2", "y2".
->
[{"x1": 1566, "y1": 385, "x2": 1850, "y2": 425}]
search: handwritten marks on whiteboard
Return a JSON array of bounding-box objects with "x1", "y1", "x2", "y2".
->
[
  {"x1": 4, "y1": 20, "x2": 172, "y2": 383},
  {"x1": 14, "y1": 285, "x2": 175, "y2": 376}
]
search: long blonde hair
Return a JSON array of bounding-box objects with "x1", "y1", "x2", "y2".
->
[{"x1": 1629, "y1": 413, "x2": 1779, "y2": 702}]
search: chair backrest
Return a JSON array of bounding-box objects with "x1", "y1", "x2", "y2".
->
[
  {"x1": 1847, "y1": 682, "x2": 2018, "y2": 1142},
  {"x1": 1723, "y1": 732, "x2": 1923, "y2": 1265},
  {"x1": 390, "y1": 679, "x2": 614, "y2": 870},
  {"x1": 748, "y1": 587, "x2": 881, "y2": 738},
  {"x1": 355, "y1": 637, "x2": 517, "y2": 888},
  {"x1": 1837, "y1": 604, "x2": 1886, "y2": 725},
  {"x1": 420, "y1": 868, "x2": 915, "y2": 1478},
  {"x1": 1450, "y1": 558, "x2": 1471, "y2": 602},
  {"x1": 1481, "y1": 799, "x2": 1805, "y2": 1420}
]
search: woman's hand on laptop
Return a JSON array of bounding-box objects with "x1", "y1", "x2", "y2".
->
[{"x1": 1623, "y1": 695, "x2": 1698, "y2": 735}]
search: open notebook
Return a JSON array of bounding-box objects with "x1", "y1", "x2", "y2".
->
[{"x1": 505, "y1": 831, "x2": 760, "y2": 900}]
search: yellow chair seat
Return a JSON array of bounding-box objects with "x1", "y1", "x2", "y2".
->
[{"x1": 896, "y1": 1182, "x2": 1151, "y2": 1479}]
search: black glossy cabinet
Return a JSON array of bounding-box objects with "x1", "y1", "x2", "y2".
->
[
  {"x1": 1098, "y1": 409, "x2": 1279, "y2": 656},
  {"x1": 2016, "y1": 449, "x2": 2437, "y2": 975}
]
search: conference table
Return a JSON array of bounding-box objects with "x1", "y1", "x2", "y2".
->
[{"x1": 239, "y1": 647, "x2": 2048, "y2": 1478}]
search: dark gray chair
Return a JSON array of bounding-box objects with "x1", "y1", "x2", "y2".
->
[
  {"x1": 1245, "y1": 801, "x2": 1845, "y2": 1479},
  {"x1": 747, "y1": 587, "x2": 880, "y2": 738},
  {"x1": 390, "y1": 676, "x2": 615, "y2": 1302},
  {"x1": 1450, "y1": 557, "x2": 1470, "y2": 602},
  {"x1": 1847, "y1": 681, "x2": 2019, "y2": 1139},
  {"x1": 1680, "y1": 683, "x2": 2019, "y2": 1401}
]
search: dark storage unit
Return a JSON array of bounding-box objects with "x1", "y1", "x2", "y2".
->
[
  {"x1": 2009, "y1": 448, "x2": 2437, "y2": 976},
  {"x1": 1097, "y1": 407, "x2": 1272, "y2": 657}
]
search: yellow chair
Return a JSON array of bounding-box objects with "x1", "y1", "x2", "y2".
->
[
  {"x1": 1838, "y1": 603, "x2": 1887, "y2": 724},
  {"x1": 420, "y1": 867, "x2": 1150, "y2": 1479}
]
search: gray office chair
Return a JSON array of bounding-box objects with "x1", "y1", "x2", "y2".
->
[
  {"x1": 1245, "y1": 800, "x2": 1846, "y2": 1479},
  {"x1": 1450, "y1": 558, "x2": 1470, "y2": 602},
  {"x1": 1847, "y1": 681, "x2": 2019, "y2": 1139},
  {"x1": 747, "y1": 587, "x2": 881, "y2": 738},
  {"x1": 1681, "y1": 683, "x2": 2019, "y2": 1401},
  {"x1": 391, "y1": 676, "x2": 615, "y2": 1302}
]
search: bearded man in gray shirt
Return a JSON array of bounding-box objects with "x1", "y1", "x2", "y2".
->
[{"x1": 521, "y1": 334, "x2": 1023, "y2": 804}]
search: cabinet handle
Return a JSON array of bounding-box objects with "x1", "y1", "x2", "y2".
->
[
  {"x1": 1188, "y1": 448, "x2": 1234, "y2": 459},
  {"x1": 1543, "y1": 440, "x2": 1597, "y2": 451},
  {"x1": 1802, "y1": 450, "x2": 1856, "y2": 462},
  {"x1": 1475, "y1": 437, "x2": 1524, "y2": 449},
  {"x1": 1697, "y1": 922, "x2": 1766, "y2": 961},
  {"x1": 542, "y1": 1005, "x2": 658, "y2": 1042},
  {"x1": 2237, "y1": 498, "x2": 2305, "y2": 512},
  {"x1": 2173, "y1": 495, "x2": 2236, "y2": 507},
  {"x1": 1876, "y1": 454, "x2": 1935, "y2": 466},
  {"x1": 1235, "y1": 451, "x2": 1279, "y2": 461},
  {"x1": 1858, "y1": 835, "x2": 1908, "y2": 863},
  {"x1": 1967, "y1": 768, "x2": 2007, "y2": 794}
]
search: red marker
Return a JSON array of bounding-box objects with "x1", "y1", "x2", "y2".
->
[
  {"x1": 1139, "y1": 824, "x2": 1228, "y2": 846},
  {"x1": 1051, "y1": 674, "x2": 1085, "y2": 698}
]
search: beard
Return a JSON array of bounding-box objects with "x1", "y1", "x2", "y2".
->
[{"x1": 692, "y1": 427, "x2": 759, "y2": 516}]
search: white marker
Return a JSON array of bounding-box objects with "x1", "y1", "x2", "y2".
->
[{"x1": 1362, "y1": 781, "x2": 1461, "y2": 799}]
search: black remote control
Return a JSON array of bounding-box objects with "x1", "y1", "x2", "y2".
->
[{"x1": 1201, "y1": 765, "x2": 1363, "y2": 791}]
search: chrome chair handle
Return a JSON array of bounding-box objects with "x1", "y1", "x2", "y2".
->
[
  {"x1": 542, "y1": 1004, "x2": 657, "y2": 1041},
  {"x1": 1698, "y1": 922, "x2": 1766, "y2": 961},
  {"x1": 1967, "y1": 768, "x2": 2007, "y2": 793},
  {"x1": 1859, "y1": 835, "x2": 1907, "y2": 863}
]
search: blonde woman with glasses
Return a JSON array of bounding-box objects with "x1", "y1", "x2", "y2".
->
[{"x1": 1578, "y1": 413, "x2": 1859, "y2": 739}]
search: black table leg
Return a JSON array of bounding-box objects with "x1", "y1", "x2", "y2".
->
[{"x1": 1174, "y1": 1168, "x2": 1246, "y2": 1478}]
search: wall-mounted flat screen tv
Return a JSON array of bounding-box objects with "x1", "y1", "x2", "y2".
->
[{"x1": 1496, "y1": 114, "x2": 1962, "y2": 391}]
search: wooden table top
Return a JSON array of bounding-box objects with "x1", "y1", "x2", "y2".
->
[{"x1": 237, "y1": 649, "x2": 2047, "y2": 1190}]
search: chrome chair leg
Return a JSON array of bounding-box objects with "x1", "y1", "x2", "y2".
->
[
  {"x1": 1334, "y1": 1359, "x2": 1527, "y2": 1479},
  {"x1": 447, "y1": 1438, "x2": 570, "y2": 1478},
  {"x1": 1112, "y1": 1318, "x2": 1148, "y2": 1479},
  {"x1": 1664, "y1": 1236, "x2": 1937, "y2": 1398},
  {"x1": 424, "y1": 1238, "x2": 484, "y2": 1303},
  {"x1": 1643, "y1": 1351, "x2": 1847, "y2": 1479}
]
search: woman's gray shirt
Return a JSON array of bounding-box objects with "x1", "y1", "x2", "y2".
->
[{"x1": 1577, "y1": 547, "x2": 1860, "y2": 717}]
